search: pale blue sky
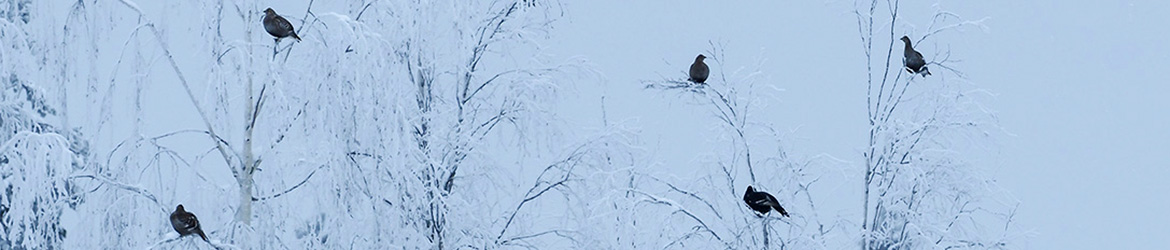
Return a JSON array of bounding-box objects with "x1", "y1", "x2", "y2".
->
[{"x1": 545, "y1": 0, "x2": 1170, "y2": 248}]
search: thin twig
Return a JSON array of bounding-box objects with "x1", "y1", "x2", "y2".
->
[{"x1": 251, "y1": 164, "x2": 327, "y2": 201}]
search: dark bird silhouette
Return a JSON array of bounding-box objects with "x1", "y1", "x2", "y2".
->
[
  {"x1": 743, "y1": 186, "x2": 789, "y2": 217},
  {"x1": 689, "y1": 54, "x2": 709, "y2": 84},
  {"x1": 900, "y1": 36, "x2": 930, "y2": 76},
  {"x1": 263, "y1": 8, "x2": 301, "y2": 42},
  {"x1": 170, "y1": 205, "x2": 208, "y2": 242}
]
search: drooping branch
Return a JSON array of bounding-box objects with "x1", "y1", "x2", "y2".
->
[
  {"x1": 69, "y1": 174, "x2": 164, "y2": 213},
  {"x1": 465, "y1": 66, "x2": 570, "y2": 104},
  {"x1": 251, "y1": 164, "x2": 326, "y2": 201},
  {"x1": 496, "y1": 144, "x2": 588, "y2": 243},
  {"x1": 499, "y1": 230, "x2": 580, "y2": 247},
  {"x1": 644, "y1": 175, "x2": 724, "y2": 220},
  {"x1": 115, "y1": 0, "x2": 240, "y2": 177},
  {"x1": 628, "y1": 189, "x2": 729, "y2": 247}
]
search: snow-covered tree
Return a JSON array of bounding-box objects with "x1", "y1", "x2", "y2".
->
[
  {"x1": 0, "y1": 0, "x2": 624, "y2": 248},
  {"x1": 0, "y1": 4, "x2": 89, "y2": 248},
  {"x1": 0, "y1": 77, "x2": 83, "y2": 250},
  {"x1": 640, "y1": 45, "x2": 834, "y2": 249},
  {"x1": 853, "y1": 0, "x2": 1019, "y2": 249}
]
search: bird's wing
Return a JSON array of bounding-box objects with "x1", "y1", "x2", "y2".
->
[
  {"x1": 276, "y1": 16, "x2": 295, "y2": 31},
  {"x1": 763, "y1": 193, "x2": 780, "y2": 203},
  {"x1": 747, "y1": 197, "x2": 765, "y2": 204},
  {"x1": 747, "y1": 197, "x2": 778, "y2": 207},
  {"x1": 179, "y1": 214, "x2": 200, "y2": 229}
]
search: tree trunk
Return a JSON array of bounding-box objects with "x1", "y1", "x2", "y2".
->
[{"x1": 237, "y1": 0, "x2": 257, "y2": 226}]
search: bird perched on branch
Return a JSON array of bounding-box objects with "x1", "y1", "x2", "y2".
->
[
  {"x1": 900, "y1": 36, "x2": 930, "y2": 76},
  {"x1": 170, "y1": 205, "x2": 208, "y2": 242},
  {"x1": 689, "y1": 54, "x2": 709, "y2": 84},
  {"x1": 263, "y1": 8, "x2": 301, "y2": 42},
  {"x1": 743, "y1": 186, "x2": 789, "y2": 217}
]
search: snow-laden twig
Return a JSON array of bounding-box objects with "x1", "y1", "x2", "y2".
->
[
  {"x1": 499, "y1": 230, "x2": 580, "y2": 247},
  {"x1": 643, "y1": 174, "x2": 724, "y2": 220},
  {"x1": 495, "y1": 142, "x2": 593, "y2": 243},
  {"x1": 69, "y1": 174, "x2": 164, "y2": 212},
  {"x1": 920, "y1": 13, "x2": 990, "y2": 44},
  {"x1": 144, "y1": 233, "x2": 240, "y2": 250},
  {"x1": 627, "y1": 189, "x2": 728, "y2": 247},
  {"x1": 251, "y1": 164, "x2": 327, "y2": 201},
  {"x1": 0, "y1": 131, "x2": 66, "y2": 155},
  {"x1": 143, "y1": 235, "x2": 180, "y2": 250}
]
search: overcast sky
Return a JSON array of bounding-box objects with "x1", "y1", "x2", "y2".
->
[{"x1": 543, "y1": 0, "x2": 1170, "y2": 248}]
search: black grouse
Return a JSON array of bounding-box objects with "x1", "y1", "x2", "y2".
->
[
  {"x1": 743, "y1": 186, "x2": 789, "y2": 217},
  {"x1": 170, "y1": 204, "x2": 208, "y2": 242},
  {"x1": 900, "y1": 36, "x2": 930, "y2": 76},
  {"x1": 263, "y1": 8, "x2": 301, "y2": 42},
  {"x1": 689, "y1": 54, "x2": 709, "y2": 83}
]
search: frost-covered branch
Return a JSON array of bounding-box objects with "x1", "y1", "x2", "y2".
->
[
  {"x1": 643, "y1": 43, "x2": 768, "y2": 185},
  {"x1": 644, "y1": 175, "x2": 724, "y2": 220},
  {"x1": 466, "y1": 67, "x2": 565, "y2": 104},
  {"x1": 144, "y1": 233, "x2": 239, "y2": 250},
  {"x1": 499, "y1": 230, "x2": 580, "y2": 247},
  {"x1": 495, "y1": 140, "x2": 596, "y2": 244},
  {"x1": 246, "y1": 84, "x2": 267, "y2": 131},
  {"x1": 263, "y1": 101, "x2": 309, "y2": 154},
  {"x1": 628, "y1": 189, "x2": 729, "y2": 248},
  {"x1": 69, "y1": 174, "x2": 164, "y2": 212},
  {"x1": 115, "y1": 0, "x2": 239, "y2": 176},
  {"x1": 920, "y1": 12, "x2": 989, "y2": 44},
  {"x1": 251, "y1": 164, "x2": 326, "y2": 202}
]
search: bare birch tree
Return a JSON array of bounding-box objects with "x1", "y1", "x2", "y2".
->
[
  {"x1": 639, "y1": 44, "x2": 834, "y2": 249},
  {"x1": 853, "y1": 0, "x2": 1019, "y2": 249}
]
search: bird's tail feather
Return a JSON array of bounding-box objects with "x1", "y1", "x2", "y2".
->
[{"x1": 773, "y1": 205, "x2": 790, "y2": 217}]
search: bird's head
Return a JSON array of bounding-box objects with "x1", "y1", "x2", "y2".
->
[
  {"x1": 696, "y1": 54, "x2": 707, "y2": 61},
  {"x1": 176, "y1": 204, "x2": 185, "y2": 212},
  {"x1": 900, "y1": 36, "x2": 911, "y2": 43},
  {"x1": 264, "y1": 8, "x2": 276, "y2": 15},
  {"x1": 746, "y1": 186, "x2": 755, "y2": 193}
]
